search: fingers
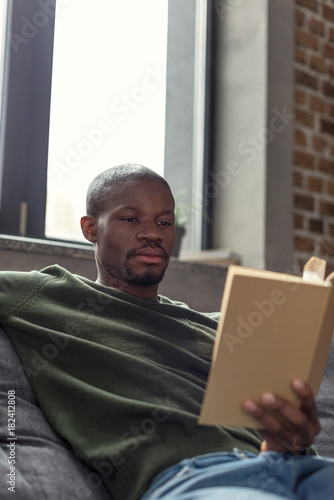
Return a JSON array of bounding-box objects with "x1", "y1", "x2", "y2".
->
[
  {"x1": 242, "y1": 379, "x2": 321, "y2": 454},
  {"x1": 291, "y1": 379, "x2": 321, "y2": 435}
]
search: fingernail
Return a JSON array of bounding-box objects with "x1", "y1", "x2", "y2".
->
[
  {"x1": 261, "y1": 392, "x2": 276, "y2": 405},
  {"x1": 292, "y1": 379, "x2": 305, "y2": 390},
  {"x1": 243, "y1": 400, "x2": 257, "y2": 413}
]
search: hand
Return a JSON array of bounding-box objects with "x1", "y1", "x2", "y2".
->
[{"x1": 242, "y1": 379, "x2": 321, "y2": 454}]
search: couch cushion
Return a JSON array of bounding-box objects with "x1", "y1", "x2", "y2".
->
[{"x1": 0, "y1": 327, "x2": 111, "y2": 500}]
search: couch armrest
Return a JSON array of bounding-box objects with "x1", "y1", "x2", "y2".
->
[
  {"x1": 0, "y1": 327, "x2": 111, "y2": 499},
  {"x1": 315, "y1": 333, "x2": 334, "y2": 458}
]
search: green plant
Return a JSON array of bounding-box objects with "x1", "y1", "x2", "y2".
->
[{"x1": 174, "y1": 189, "x2": 201, "y2": 228}]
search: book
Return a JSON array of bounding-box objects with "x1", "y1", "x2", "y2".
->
[{"x1": 198, "y1": 257, "x2": 334, "y2": 429}]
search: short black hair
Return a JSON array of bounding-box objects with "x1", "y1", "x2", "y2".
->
[{"x1": 86, "y1": 163, "x2": 173, "y2": 217}]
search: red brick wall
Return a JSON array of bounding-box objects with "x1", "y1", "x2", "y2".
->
[{"x1": 294, "y1": 0, "x2": 334, "y2": 274}]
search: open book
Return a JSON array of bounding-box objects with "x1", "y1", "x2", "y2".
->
[{"x1": 199, "y1": 257, "x2": 334, "y2": 428}]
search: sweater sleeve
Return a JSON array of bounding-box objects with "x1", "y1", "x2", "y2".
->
[{"x1": 0, "y1": 269, "x2": 51, "y2": 323}]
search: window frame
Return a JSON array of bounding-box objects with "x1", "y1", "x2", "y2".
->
[{"x1": 0, "y1": 0, "x2": 56, "y2": 239}]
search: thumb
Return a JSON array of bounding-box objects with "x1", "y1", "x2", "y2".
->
[{"x1": 260, "y1": 435, "x2": 285, "y2": 452}]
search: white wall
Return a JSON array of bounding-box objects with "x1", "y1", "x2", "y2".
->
[{"x1": 211, "y1": 0, "x2": 294, "y2": 272}]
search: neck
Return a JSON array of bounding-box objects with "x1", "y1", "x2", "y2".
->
[{"x1": 96, "y1": 273, "x2": 160, "y2": 300}]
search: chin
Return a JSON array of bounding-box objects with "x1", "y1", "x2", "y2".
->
[{"x1": 129, "y1": 269, "x2": 166, "y2": 287}]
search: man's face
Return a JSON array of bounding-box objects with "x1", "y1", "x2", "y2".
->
[{"x1": 86, "y1": 179, "x2": 176, "y2": 294}]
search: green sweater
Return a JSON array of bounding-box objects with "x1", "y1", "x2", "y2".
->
[{"x1": 0, "y1": 265, "x2": 262, "y2": 500}]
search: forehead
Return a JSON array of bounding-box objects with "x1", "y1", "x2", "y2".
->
[{"x1": 103, "y1": 179, "x2": 175, "y2": 212}]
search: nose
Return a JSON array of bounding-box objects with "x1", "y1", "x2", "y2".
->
[{"x1": 137, "y1": 221, "x2": 162, "y2": 243}]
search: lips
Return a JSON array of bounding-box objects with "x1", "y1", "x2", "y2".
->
[{"x1": 133, "y1": 247, "x2": 167, "y2": 264}]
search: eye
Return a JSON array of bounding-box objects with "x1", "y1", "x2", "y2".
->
[
  {"x1": 121, "y1": 217, "x2": 138, "y2": 223},
  {"x1": 158, "y1": 220, "x2": 172, "y2": 227}
]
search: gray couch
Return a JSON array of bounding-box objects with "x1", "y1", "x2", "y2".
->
[
  {"x1": 0, "y1": 327, "x2": 111, "y2": 500},
  {"x1": 0, "y1": 327, "x2": 333, "y2": 499}
]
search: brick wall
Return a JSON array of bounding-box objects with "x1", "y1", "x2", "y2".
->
[{"x1": 294, "y1": 0, "x2": 334, "y2": 274}]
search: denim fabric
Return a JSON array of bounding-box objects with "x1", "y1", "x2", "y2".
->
[{"x1": 141, "y1": 450, "x2": 334, "y2": 499}]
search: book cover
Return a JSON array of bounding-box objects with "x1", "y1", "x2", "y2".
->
[{"x1": 199, "y1": 257, "x2": 334, "y2": 428}]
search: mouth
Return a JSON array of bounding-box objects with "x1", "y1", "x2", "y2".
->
[{"x1": 132, "y1": 247, "x2": 167, "y2": 265}]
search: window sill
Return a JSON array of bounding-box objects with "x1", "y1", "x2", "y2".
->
[{"x1": 0, "y1": 235, "x2": 94, "y2": 260}]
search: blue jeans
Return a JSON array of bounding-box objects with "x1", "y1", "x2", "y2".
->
[{"x1": 140, "y1": 450, "x2": 334, "y2": 499}]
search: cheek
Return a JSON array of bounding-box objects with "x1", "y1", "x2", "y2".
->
[
  {"x1": 169, "y1": 231, "x2": 176, "y2": 247},
  {"x1": 99, "y1": 231, "x2": 132, "y2": 257}
]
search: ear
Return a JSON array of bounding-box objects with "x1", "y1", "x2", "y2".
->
[{"x1": 81, "y1": 215, "x2": 97, "y2": 243}]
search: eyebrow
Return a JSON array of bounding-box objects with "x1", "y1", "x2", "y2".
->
[
  {"x1": 116, "y1": 206, "x2": 174, "y2": 215},
  {"x1": 118, "y1": 206, "x2": 139, "y2": 212}
]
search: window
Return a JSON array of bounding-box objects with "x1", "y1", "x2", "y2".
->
[
  {"x1": 46, "y1": 0, "x2": 168, "y2": 242},
  {"x1": 0, "y1": 0, "x2": 211, "y2": 250}
]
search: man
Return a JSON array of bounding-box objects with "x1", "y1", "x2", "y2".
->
[{"x1": 0, "y1": 164, "x2": 333, "y2": 500}]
